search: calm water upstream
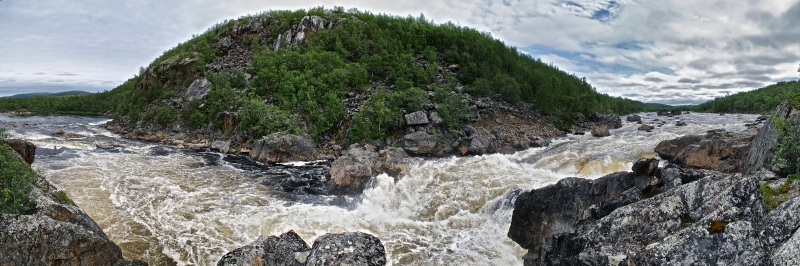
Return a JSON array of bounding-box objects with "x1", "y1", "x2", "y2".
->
[{"x1": 0, "y1": 112, "x2": 760, "y2": 265}]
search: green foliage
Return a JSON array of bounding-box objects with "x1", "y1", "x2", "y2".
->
[
  {"x1": 761, "y1": 180, "x2": 794, "y2": 211},
  {"x1": 0, "y1": 140, "x2": 38, "y2": 214},
  {"x1": 52, "y1": 191, "x2": 76, "y2": 206},
  {"x1": 554, "y1": 118, "x2": 573, "y2": 132},
  {"x1": 155, "y1": 106, "x2": 177, "y2": 126},
  {"x1": 772, "y1": 116, "x2": 800, "y2": 176},
  {"x1": 238, "y1": 98, "x2": 300, "y2": 136},
  {"x1": 691, "y1": 80, "x2": 800, "y2": 113},
  {"x1": 351, "y1": 90, "x2": 404, "y2": 141}
]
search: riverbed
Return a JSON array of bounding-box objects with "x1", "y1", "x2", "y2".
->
[{"x1": 0, "y1": 112, "x2": 760, "y2": 265}]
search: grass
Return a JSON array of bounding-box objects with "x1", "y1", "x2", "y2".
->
[
  {"x1": 761, "y1": 180, "x2": 794, "y2": 211},
  {"x1": 51, "y1": 191, "x2": 76, "y2": 206}
]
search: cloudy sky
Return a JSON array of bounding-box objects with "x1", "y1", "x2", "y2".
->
[{"x1": 1, "y1": 0, "x2": 798, "y2": 104}]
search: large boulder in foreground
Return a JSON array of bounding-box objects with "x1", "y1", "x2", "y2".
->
[
  {"x1": 510, "y1": 164, "x2": 773, "y2": 265},
  {"x1": 655, "y1": 129, "x2": 757, "y2": 173},
  {"x1": 218, "y1": 231, "x2": 386, "y2": 266},
  {"x1": 250, "y1": 132, "x2": 319, "y2": 163},
  {"x1": 329, "y1": 145, "x2": 414, "y2": 193}
]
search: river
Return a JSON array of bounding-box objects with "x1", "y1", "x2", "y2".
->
[{"x1": 0, "y1": 112, "x2": 760, "y2": 265}]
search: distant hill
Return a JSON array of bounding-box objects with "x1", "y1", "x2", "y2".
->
[
  {"x1": 690, "y1": 80, "x2": 800, "y2": 114},
  {"x1": 5, "y1": 90, "x2": 92, "y2": 99}
]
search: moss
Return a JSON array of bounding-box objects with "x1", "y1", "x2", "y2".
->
[
  {"x1": 761, "y1": 180, "x2": 793, "y2": 211},
  {"x1": 51, "y1": 191, "x2": 76, "y2": 206}
]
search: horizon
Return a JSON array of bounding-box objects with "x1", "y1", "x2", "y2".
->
[{"x1": 1, "y1": 1, "x2": 798, "y2": 104}]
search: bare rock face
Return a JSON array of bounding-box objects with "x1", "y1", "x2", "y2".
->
[
  {"x1": 4, "y1": 139, "x2": 35, "y2": 164},
  {"x1": 403, "y1": 131, "x2": 438, "y2": 156},
  {"x1": 655, "y1": 129, "x2": 757, "y2": 173},
  {"x1": 217, "y1": 231, "x2": 386, "y2": 266},
  {"x1": 329, "y1": 145, "x2": 413, "y2": 193},
  {"x1": 0, "y1": 185, "x2": 144, "y2": 266},
  {"x1": 185, "y1": 79, "x2": 212, "y2": 101},
  {"x1": 250, "y1": 132, "x2": 319, "y2": 164},
  {"x1": 744, "y1": 98, "x2": 800, "y2": 175}
]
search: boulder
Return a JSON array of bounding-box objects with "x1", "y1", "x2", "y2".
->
[
  {"x1": 305, "y1": 232, "x2": 386, "y2": 266},
  {"x1": 655, "y1": 129, "x2": 757, "y2": 173},
  {"x1": 1, "y1": 182, "x2": 143, "y2": 265},
  {"x1": 638, "y1": 124, "x2": 654, "y2": 131},
  {"x1": 591, "y1": 126, "x2": 610, "y2": 137},
  {"x1": 329, "y1": 145, "x2": 412, "y2": 193},
  {"x1": 403, "y1": 131, "x2": 438, "y2": 155},
  {"x1": 4, "y1": 139, "x2": 35, "y2": 164},
  {"x1": 468, "y1": 136, "x2": 489, "y2": 155},
  {"x1": 217, "y1": 231, "x2": 310, "y2": 266},
  {"x1": 218, "y1": 231, "x2": 386, "y2": 266},
  {"x1": 52, "y1": 128, "x2": 65, "y2": 135},
  {"x1": 404, "y1": 111, "x2": 429, "y2": 126},
  {"x1": 211, "y1": 141, "x2": 230, "y2": 154},
  {"x1": 676, "y1": 121, "x2": 687, "y2": 126},
  {"x1": 589, "y1": 110, "x2": 622, "y2": 129},
  {"x1": 657, "y1": 109, "x2": 670, "y2": 116},
  {"x1": 429, "y1": 111, "x2": 443, "y2": 125},
  {"x1": 185, "y1": 79, "x2": 212, "y2": 101},
  {"x1": 631, "y1": 158, "x2": 659, "y2": 176},
  {"x1": 626, "y1": 114, "x2": 642, "y2": 122},
  {"x1": 65, "y1": 132, "x2": 85, "y2": 139},
  {"x1": 250, "y1": 132, "x2": 318, "y2": 164}
]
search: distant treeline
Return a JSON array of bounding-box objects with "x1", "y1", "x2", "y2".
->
[{"x1": 690, "y1": 81, "x2": 800, "y2": 114}]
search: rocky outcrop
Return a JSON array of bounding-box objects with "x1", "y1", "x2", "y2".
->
[
  {"x1": 211, "y1": 140, "x2": 230, "y2": 153},
  {"x1": 218, "y1": 231, "x2": 386, "y2": 266},
  {"x1": 402, "y1": 131, "x2": 438, "y2": 156},
  {"x1": 655, "y1": 128, "x2": 758, "y2": 173},
  {"x1": 744, "y1": 97, "x2": 800, "y2": 175},
  {"x1": 185, "y1": 79, "x2": 212, "y2": 101},
  {"x1": 329, "y1": 144, "x2": 414, "y2": 193},
  {"x1": 573, "y1": 110, "x2": 622, "y2": 131},
  {"x1": 4, "y1": 139, "x2": 35, "y2": 164},
  {"x1": 250, "y1": 132, "x2": 319, "y2": 164},
  {"x1": 507, "y1": 159, "x2": 794, "y2": 265},
  {"x1": 0, "y1": 154, "x2": 144, "y2": 266}
]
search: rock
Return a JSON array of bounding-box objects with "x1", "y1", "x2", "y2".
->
[
  {"x1": 216, "y1": 231, "x2": 310, "y2": 266},
  {"x1": 329, "y1": 145, "x2": 412, "y2": 193},
  {"x1": 211, "y1": 141, "x2": 230, "y2": 154},
  {"x1": 591, "y1": 126, "x2": 610, "y2": 137},
  {"x1": 676, "y1": 121, "x2": 687, "y2": 126},
  {"x1": 496, "y1": 145, "x2": 516, "y2": 155},
  {"x1": 429, "y1": 111, "x2": 443, "y2": 125},
  {"x1": 404, "y1": 111, "x2": 429, "y2": 126},
  {"x1": 65, "y1": 132, "x2": 85, "y2": 139},
  {"x1": 671, "y1": 110, "x2": 683, "y2": 116},
  {"x1": 760, "y1": 195, "x2": 800, "y2": 248},
  {"x1": 638, "y1": 124, "x2": 654, "y2": 131},
  {"x1": 656, "y1": 129, "x2": 757, "y2": 173},
  {"x1": 403, "y1": 131, "x2": 438, "y2": 155},
  {"x1": 250, "y1": 132, "x2": 318, "y2": 164},
  {"x1": 1, "y1": 183, "x2": 139, "y2": 265},
  {"x1": 771, "y1": 228, "x2": 800, "y2": 265},
  {"x1": 631, "y1": 158, "x2": 659, "y2": 176},
  {"x1": 626, "y1": 114, "x2": 642, "y2": 122},
  {"x1": 468, "y1": 136, "x2": 489, "y2": 155},
  {"x1": 4, "y1": 139, "x2": 36, "y2": 164},
  {"x1": 657, "y1": 109, "x2": 670, "y2": 116},
  {"x1": 185, "y1": 79, "x2": 212, "y2": 101},
  {"x1": 590, "y1": 110, "x2": 622, "y2": 129},
  {"x1": 744, "y1": 98, "x2": 800, "y2": 175},
  {"x1": 305, "y1": 232, "x2": 387, "y2": 266},
  {"x1": 52, "y1": 128, "x2": 65, "y2": 135}
]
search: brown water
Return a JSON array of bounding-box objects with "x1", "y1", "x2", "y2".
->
[{"x1": 0, "y1": 112, "x2": 760, "y2": 265}]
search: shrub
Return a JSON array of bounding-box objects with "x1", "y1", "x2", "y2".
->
[
  {"x1": 772, "y1": 117, "x2": 800, "y2": 176},
  {"x1": 0, "y1": 139, "x2": 38, "y2": 214}
]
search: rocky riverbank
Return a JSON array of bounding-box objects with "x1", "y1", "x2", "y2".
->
[
  {"x1": 0, "y1": 140, "x2": 146, "y2": 266},
  {"x1": 507, "y1": 98, "x2": 800, "y2": 265}
]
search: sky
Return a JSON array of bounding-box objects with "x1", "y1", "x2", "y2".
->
[{"x1": 1, "y1": 0, "x2": 798, "y2": 105}]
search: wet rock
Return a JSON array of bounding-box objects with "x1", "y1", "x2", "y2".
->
[
  {"x1": 217, "y1": 230, "x2": 310, "y2": 266},
  {"x1": 626, "y1": 114, "x2": 642, "y2": 122},
  {"x1": 631, "y1": 158, "x2": 659, "y2": 176},
  {"x1": 52, "y1": 128, "x2": 65, "y2": 135},
  {"x1": 4, "y1": 139, "x2": 35, "y2": 164},
  {"x1": 211, "y1": 141, "x2": 230, "y2": 154},
  {"x1": 185, "y1": 79, "x2": 212, "y2": 101},
  {"x1": 638, "y1": 124, "x2": 654, "y2": 131},
  {"x1": 591, "y1": 126, "x2": 610, "y2": 137},
  {"x1": 65, "y1": 132, "x2": 86, "y2": 139},
  {"x1": 305, "y1": 232, "x2": 387, "y2": 266},
  {"x1": 654, "y1": 135, "x2": 704, "y2": 160},
  {"x1": 329, "y1": 145, "x2": 412, "y2": 193},
  {"x1": 250, "y1": 132, "x2": 318, "y2": 164},
  {"x1": 657, "y1": 109, "x2": 670, "y2": 116},
  {"x1": 404, "y1": 111, "x2": 429, "y2": 126},
  {"x1": 496, "y1": 145, "x2": 516, "y2": 155},
  {"x1": 676, "y1": 121, "x2": 687, "y2": 126},
  {"x1": 403, "y1": 131, "x2": 438, "y2": 156}
]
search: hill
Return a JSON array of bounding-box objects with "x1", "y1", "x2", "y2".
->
[
  {"x1": 690, "y1": 80, "x2": 800, "y2": 114},
  {"x1": 4, "y1": 90, "x2": 92, "y2": 99},
  {"x1": 0, "y1": 7, "x2": 650, "y2": 155}
]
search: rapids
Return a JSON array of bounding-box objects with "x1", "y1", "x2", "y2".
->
[{"x1": 0, "y1": 112, "x2": 760, "y2": 265}]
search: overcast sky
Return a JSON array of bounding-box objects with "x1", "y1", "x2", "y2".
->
[{"x1": 1, "y1": 0, "x2": 798, "y2": 104}]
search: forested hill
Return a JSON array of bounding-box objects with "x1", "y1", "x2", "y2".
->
[
  {"x1": 0, "y1": 7, "x2": 648, "y2": 140},
  {"x1": 691, "y1": 80, "x2": 800, "y2": 114}
]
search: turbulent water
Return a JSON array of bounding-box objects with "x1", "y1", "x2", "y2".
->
[{"x1": 1, "y1": 112, "x2": 760, "y2": 265}]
